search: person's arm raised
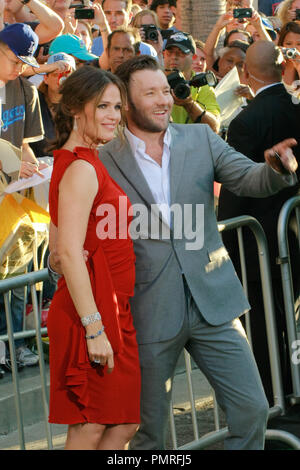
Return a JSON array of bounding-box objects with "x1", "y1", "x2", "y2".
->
[
  {"x1": 15, "y1": 0, "x2": 64, "y2": 44},
  {"x1": 204, "y1": 11, "x2": 233, "y2": 71}
]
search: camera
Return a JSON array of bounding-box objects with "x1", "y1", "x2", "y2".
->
[
  {"x1": 233, "y1": 8, "x2": 252, "y2": 19},
  {"x1": 142, "y1": 24, "x2": 159, "y2": 42},
  {"x1": 167, "y1": 70, "x2": 217, "y2": 100},
  {"x1": 74, "y1": 8, "x2": 94, "y2": 19},
  {"x1": 71, "y1": 0, "x2": 95, "y2": 19},
  {"x1": 42, "y1": 44, "x2": 50, "y2": 56},
  {"x1": 281, "y1": 47, "x2": 300, "y2": 60}
]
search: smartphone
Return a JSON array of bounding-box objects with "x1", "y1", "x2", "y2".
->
[
  {"x1": 296, "y1": 9, "x2": 300, "y2": 20},
  {"x1": 233, "y1": 8, "x2": 252, "y2": 19},
  {"x1": 75, "y1": 8, "x2": 94, "y2": 19},
  {"x1": 43, "y1": 44, "x2": 50, "y2": 56},
  {"x1": 273, "y1": 152, "x2": 291, "y2": 175}
]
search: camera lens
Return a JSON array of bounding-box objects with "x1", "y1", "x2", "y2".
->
[
  {"x1": 148, "y1": 30, "x2": 158, "y2": 41},
  {"x1": 174, "y1": 83, "x2": 190, "y2": 100}
]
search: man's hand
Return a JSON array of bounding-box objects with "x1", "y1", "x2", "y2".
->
[
  {"x1": 264, "y1": 138, "x2": 298, "y2": 174},
  {"x1": 235, "y1": 85, "x2": 254, "y2": 100},
  {"x1": 171, "y1": 90, "x2": 193, "y2": 108}
]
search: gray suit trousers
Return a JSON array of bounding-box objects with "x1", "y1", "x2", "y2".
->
[{"x1": 130, "y1": 278, "x2": 269, "y2": 450}]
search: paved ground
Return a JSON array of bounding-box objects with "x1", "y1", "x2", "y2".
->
[{"x1": 0, "y1": 364, "x2": 226, "y2": 451}]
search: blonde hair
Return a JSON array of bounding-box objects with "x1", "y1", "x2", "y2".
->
[
  {"x1": 131, "y1": 8, "x2": 160, "y2": 28},
  {"x1": 277, "y1": 0, "x2": 295, "y2": 26}
]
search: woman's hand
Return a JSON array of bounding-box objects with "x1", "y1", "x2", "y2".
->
[
  {"x1": 85, "y1": 326, "x2": 114, "y2": 373},
  {"x1": 287, "y1": 6, "x2": 298, "y2": 22},
  {"x1": 216, "y1": 11, "x2": 234, "y2": 30}
]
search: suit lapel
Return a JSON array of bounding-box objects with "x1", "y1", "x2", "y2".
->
[
  {"x1": 105, "y1": 136, "x2": 157, "y2": 208},
  {"x1": 169, "y1": 125, "x2": 187, "y2": 206}
]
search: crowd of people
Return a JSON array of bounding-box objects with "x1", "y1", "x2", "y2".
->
[{"x1": 0, "y1": 0, "x2": 299, "y2": 451}]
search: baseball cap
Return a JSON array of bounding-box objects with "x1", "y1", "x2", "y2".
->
[
  {"x1": 0, "y1": 23, "x2": 39, "y2": 67},
  {"x1": 49, "y1": 34, "x2": 98, "y2": 61},
  {"x1": 165, "y1": 32, "x2": 196, "y2": 55},
  {"x1": 47, "y1": 52, "x2": 76, "y2": 70}
]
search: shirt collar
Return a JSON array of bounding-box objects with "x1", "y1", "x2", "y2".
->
[
  {"x1": 124, "y1": 126, "x2": 172, "y2": 157},
  {"x1": 255, "y1": 82, "x2": 282, "y2": 96}
]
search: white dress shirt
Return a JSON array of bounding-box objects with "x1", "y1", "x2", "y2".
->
[{"x1": 124, "y1": 127, "x2": 172, "y2": 226}]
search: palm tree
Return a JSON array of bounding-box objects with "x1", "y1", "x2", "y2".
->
[{"x1": 181, "y1": 0, "x2": 226, "y2": 41}]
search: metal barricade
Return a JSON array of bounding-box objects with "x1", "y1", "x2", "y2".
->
[
  {"x1": 1, "y1": 213, "x2": 300, "y2": 450},
  {"x1": 277, "y1": 195, "x2": 300, "y2": 404},
  {"x1": 169, "y1": 214, "x2": 300, "y2": 450},
  {"x1": 0, "y1": 269, "x2": 52, "y2": 450}
]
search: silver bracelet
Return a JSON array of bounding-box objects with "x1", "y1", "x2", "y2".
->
[
  {"x1": 81, "y1": 311, "x2": 102, "y2": 327},
  {"x1": 85, "y1": 326, "x2": 105, "y2": 340},
  {"x1": 47, "y1": 253, "x2": 61, "y2": 282}
]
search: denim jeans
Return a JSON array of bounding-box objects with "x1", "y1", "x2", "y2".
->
[{"x1": 0, "y1": 287, "x2": 26, "y2": 350}]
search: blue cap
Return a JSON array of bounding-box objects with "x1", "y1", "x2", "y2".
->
[
  {"x1": 49, "y1": 34, "x2": 98, "y2": 61},
  {"x1": 0, "y1": 23, "x2": 39, "y2": 67}
]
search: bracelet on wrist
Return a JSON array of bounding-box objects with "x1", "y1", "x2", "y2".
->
[
  {"x1": 47, "y1": 253, "x2": 61, "y2": 281},
  {"x1": 81, "y1": 311, "x2": 102, "y2": 327},
  {"x1": 85, "y1": 326, "x2": 105, "y2": 340}
]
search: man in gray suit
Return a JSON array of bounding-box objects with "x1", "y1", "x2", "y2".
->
[{"x1": 97, "y1": 55, "x2": 298, "y2": 450}]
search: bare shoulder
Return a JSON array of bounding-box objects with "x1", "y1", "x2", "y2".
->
[{"x1": 59, "y1": 159, "x2": 99, "y2": 196}]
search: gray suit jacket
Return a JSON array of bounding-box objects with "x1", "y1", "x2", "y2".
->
[{"x1": 99, "y1": 123, "x2": 296, "y2": 345}]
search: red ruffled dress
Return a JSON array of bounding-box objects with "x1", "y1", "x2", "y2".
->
[{"x1": 47, "y1": 147, "x2": 141, "y2": 425}]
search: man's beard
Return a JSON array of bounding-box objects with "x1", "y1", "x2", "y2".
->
[{"x1": 128, "y1": 95, "x2": 170, "y2": 133}]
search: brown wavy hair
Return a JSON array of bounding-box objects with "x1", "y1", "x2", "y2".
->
[
  {"x1": 278, "y1": 20, "x2": 300, "y2": 46},
  {"x1": 48, "y1": 66, "x2": 126, "y2": 152}
]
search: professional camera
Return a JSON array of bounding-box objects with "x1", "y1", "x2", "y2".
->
[
  {"x1": 142, "y1": 24, "x2": 159, "y2": 42},
  {"x1": 167, "y1": 70, "x2": 217, "y2": 100},
  {"x1": 281, "y1": 47, "x2": 300, "y2": 60}
]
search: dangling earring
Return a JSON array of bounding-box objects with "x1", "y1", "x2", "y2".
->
[{"x1": 73, "y1": 117, "x2": 78, "y2": 131}]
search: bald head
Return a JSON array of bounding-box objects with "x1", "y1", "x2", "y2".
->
[{"x1": 246, "y1": 40, "x2": 283, "y2": 83}]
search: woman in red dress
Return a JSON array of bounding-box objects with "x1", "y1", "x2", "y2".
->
[{"x1": 47, "y1": 66, "x2": 141, "y2": 450}]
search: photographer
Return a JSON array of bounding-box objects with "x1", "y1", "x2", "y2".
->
[
  {"x1": 163, "y1": 32, "x2": 220, "y2": 132},
  {"x1": 131, "y1": 8, "x2": 164, "y2": 66}
]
